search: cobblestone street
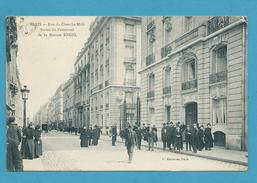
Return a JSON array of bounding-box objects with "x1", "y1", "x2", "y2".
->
[{"x1": 23, "y1": 131, "x2": 247, "y2": 171}]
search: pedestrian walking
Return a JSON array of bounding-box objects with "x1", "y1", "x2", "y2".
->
[
  {"x1": 34, "y1": 125, "x2": 42, "y2": 158},
  {"x1": 124, "y1": 125, "x2": 137, "y2": 163},
  {"x1": 161, "y1": 123, "x2": 168, "y2": 151},
  {"x1": 6, "y1": 116, "x2": 23, "y2": 171},
  {"x1": 204, "y1": 123, "x2": 214, "y2": 150},
  {"x1": 80, "y1": 126, "x2": 89, "y2": 147},
  {"x1": 152, "y1": 125, "x2": 158, "y2": 146},
  {"x1": 147, "y1": 127, "x2": 155, "y2": 151},
  {"x1": 111, "y1": 125, "x2": 117, "y2": 146},
  {"x1": 184, "y1": 125, "x2": 192, "y2": 151}
]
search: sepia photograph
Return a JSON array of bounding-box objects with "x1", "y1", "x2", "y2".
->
[{"x1": 6, "y1": 16, "x2": 248, "y2": 171}]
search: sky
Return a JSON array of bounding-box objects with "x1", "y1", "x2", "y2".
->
[{"x1": 16, "y1": 16, "x2": 96, "y2": 119}]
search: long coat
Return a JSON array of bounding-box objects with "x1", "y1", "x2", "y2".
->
[
  {"x1": 25, "y1": 127, "x2": 35, "y2": 158},
  {"x1": 34, "y1": 129, "x2": 42, "y2": 156},
  {"x1": 197, "y1": 129, "x2": 205, "y2": 151},
  {"x1": 204, "y1": 127, "x2": 214, "y2": 148},
  {"x1": 80, "y1": 129, "x2": 89, "y2": 147}
]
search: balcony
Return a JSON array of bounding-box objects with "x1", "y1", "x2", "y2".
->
[
  {"x1": 105, "y1": 80, "x2": 109, "y2": 87},
  {"x1": 124, "y1": 57, "x2": 136, "y2": 64},
  {"x1": 209, "y1": 70, "x2": 227, "y2": 84},
  {"x1": 146, "y1": 53, "x2": 155, "y2": 67},
  {"x1": 147, "y1": 20, "x2": 155, "y2": 32},
  {"x1": 10, "y1": 82, "x2": 18, "y2": 95},
  {"x1": 181, "y1": 79, "x2": 197, "y2": 91},
  {"x1": 207, "y1": 16, "x2": 229, "y2": 35},
  {"x1": 124, "y1": 79, "x2": 136, "y2": 86},
  {"x1": 124, "y1": 34, "x2": 136, "y2": 41},
  {"x1": 163, "y1": 86, "x2": 171, "y2": 95},
  {"x1": 161, "y1": 43, "x2": 172, "y2": 58},
  {"x1": 147, "y1": 91, "x2": 155, "y2": 99}
]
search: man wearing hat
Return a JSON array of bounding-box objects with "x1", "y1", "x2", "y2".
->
[
  {"x1": 161, "y1": 123, "x2": 168, "y2": 151},
  {"x1": 6, "y1": 116, "x2": 23, "y2": 171},
  {"x1": 124, "y1": 125, "x2": 137, "y2": 163}
]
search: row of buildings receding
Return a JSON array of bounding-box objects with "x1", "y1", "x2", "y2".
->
[{"x1": 33, "y1": 16, "x2": 247, "y2": 151}]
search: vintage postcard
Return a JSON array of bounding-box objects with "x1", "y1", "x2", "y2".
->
[{"x1": 6, "y1": 16, "x2": 248, "y2": 171}]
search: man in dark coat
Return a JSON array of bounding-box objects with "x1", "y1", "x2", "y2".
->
[
  {"x1": 191, "y1": 123, "x2": 198, "y2": 153},
  {"x1": 161, "y1": 123, "x2": 168, "y2": 151},
  {"x1": 124, "y1": 125, "x2": 137, "y2": 163},
  {"x1": 88, "y1": 126, "x2": 93, "y2": 145},
  {"x1": 204, "y1": 123, "x2": 214, "y2": 150},
  {"x1": 174, "y1": 126, "x2": 182, "y2": 152},
  {"x1": 6, "y1": 116, "x2": 23, "y2": 171},
  {"x1": 184, "y1": 125, "x2": 192, "y2": 151},
  {"x1": 135, "y1": 126, "x2": 143, "y2": 150},
  {"x1": 34, "y1": 125, "x2": 42, "y2": 158},
  {"x1": 147, "y1": 127, "x2": 155, "y2": 151},
  {"x1": 80, "y1": 126, "x2": 89, "y2": 147},
  {"x1": 197, "y1": 125, "x2": 205, "y2": 151},
  {"x1": 111, "y1": 125, "x2": 117, "y2": 146}
]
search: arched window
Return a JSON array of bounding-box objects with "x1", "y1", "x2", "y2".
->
[
  {"x1": 212, "y1": 45, "x2": 227, "y2": 74},
  {"x1": 182, "y1": 59, "x2": 196, "y2": 82}
]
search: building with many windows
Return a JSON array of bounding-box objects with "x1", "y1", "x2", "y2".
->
[
  {"x1": 139, "y1": 16, "x2": 247, "y2": 151},
  {"x1": 73, "y1": 17, "x2": 142, "y2": 133},
  {"x1": 62, "y1": 74, "x2": 75, "y2": 128},
  {"x1": 6, "y1": 16, "x2": 24, "y2": 127}
]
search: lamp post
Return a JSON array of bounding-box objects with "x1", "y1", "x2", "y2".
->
[{"x1": 21, "y1": 85, "x2": 30, "y2": 128}]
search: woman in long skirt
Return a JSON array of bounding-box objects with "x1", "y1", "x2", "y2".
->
[
  {"x1": 34, "y1": 125, "x2": 43, "y2": 158},
  {"x1": 80, "y1": 127, "x2": 89, "y2": 147}
]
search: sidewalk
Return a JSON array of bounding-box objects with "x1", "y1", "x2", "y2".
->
[
  {"x1": 101, "y1": 135, "x2": 248, "y2": 166},
  {"x1": 23, "y1": 158, "x2": 44, "y2": 171}
]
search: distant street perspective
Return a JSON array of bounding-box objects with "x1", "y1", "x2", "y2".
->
[
  {"x1": 6, "y1": 16, "x2": 248, "y2": 171},
  {"x1": 22, "y1": 130, "x2": 247, "y2": 171}
]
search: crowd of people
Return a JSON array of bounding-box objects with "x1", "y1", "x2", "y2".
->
[
  {"x1": 79, "y1": 125, "x2": 101, "y2": 147},
  {"x1": 7, "y1": 117, "x2": 43, "y2": 171},
  {"x1": 114, "y1": 122, "x2": 214, "y2": 163}
]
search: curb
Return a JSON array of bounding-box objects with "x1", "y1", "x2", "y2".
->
[{"x1": 101, "y1": 137, "x2": 248, "y2": 166}]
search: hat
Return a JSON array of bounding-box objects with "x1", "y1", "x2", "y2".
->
[{"x1": 7, "y1": 116, "x2": 15, "y2": 124}]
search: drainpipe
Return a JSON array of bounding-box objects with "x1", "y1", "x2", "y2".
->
[{"x1": 241, "y1": 17, "x2": 247, "y2": 151}]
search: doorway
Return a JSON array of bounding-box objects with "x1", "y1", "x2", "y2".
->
[{"x1": 185, "y1": 102, "x2": 198, "y2": 126}]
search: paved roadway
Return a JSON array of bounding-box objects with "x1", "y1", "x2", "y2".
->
[{"x1": 23, "y1": 131, "x2": 247, "y2": 171}]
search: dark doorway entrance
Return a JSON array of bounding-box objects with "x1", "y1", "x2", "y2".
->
[
  {"x1": 185, "y1": 102, "x2": 197, "y2": 126},
  {"x1": 214, "y1": 131, "x2": 226, "y2": 147}
]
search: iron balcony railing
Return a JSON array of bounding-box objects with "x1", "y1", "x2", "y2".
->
[
  {"x1": 163, "y1": 86, "x2": 171, "y2": 95},
  {"x1": 146, "y1": 53, "x2": 155, "y2": 67},
  {"x1": 147, "y1": 91, "x2": 155, "y2": 98},
  {"x1": 207, "y1": 16, "x2": 229, "y2": 35},
  {"x1": 209, "y1": 70, "x2": 227, "y2": 84},
  {"x1": 147, "y1": 20, "x2": 155, "y2": 32},
  {"x1": 181, "y1": 79, "x2": 197, "y2": 91}
]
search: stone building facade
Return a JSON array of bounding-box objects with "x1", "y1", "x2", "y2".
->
[
  {"x1": 73, "y1": 17, "x2": 142, "y2": 133},
  {"x1": 139, "y1": 16, "x2": 247, "y2": 151},
  {"x1": 62, "y1": 75, "x2": 75, "y2": 128},
  {"x1": 6, "y1": 16, "x2": 24, "y2": 127}
]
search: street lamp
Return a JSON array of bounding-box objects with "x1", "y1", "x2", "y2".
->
[{"x1": 21, "y1": 85, "x2": 30, "y2": 128}]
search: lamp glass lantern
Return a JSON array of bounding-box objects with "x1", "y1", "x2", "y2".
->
[{"x1": 21, "y1": 85, "x2": 30, "y2": 100}]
